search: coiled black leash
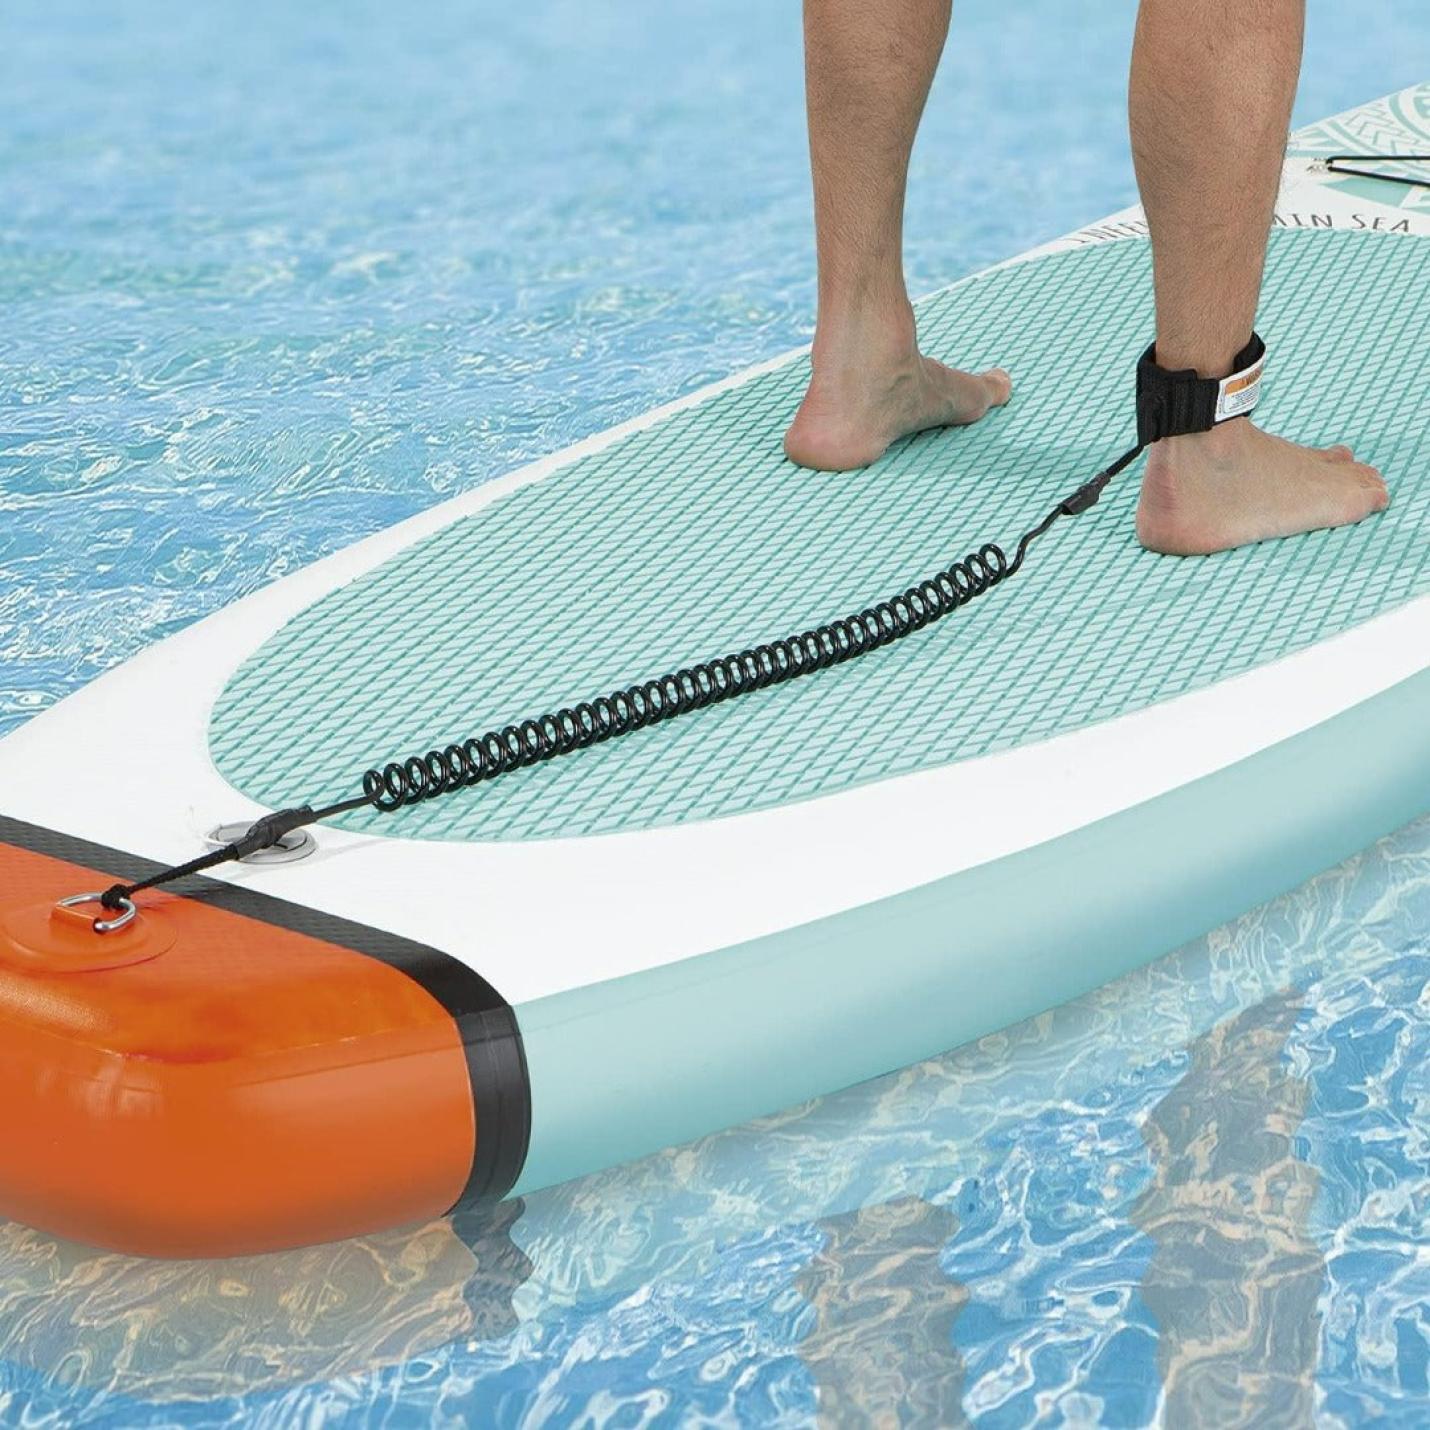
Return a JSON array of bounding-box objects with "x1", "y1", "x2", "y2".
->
[
  {"x1": 95, "y1": 334, "x2": 1267, "y2": 918},
  {"x1": 1323, "y1": 153, "x2": 1430, "y2": 189}
]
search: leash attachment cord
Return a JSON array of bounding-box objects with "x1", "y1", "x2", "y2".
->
[
  {"x1": 1323, "y1": 153, "x2": 1430, "y2": 189},
  {"x1": 94, "y1": 331, "x2": 1272, "y2": 919},
  {"x1": 96, "y1": 460, "x2": 1126, "y2": 913}
]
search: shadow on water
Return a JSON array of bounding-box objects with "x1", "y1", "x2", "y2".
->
[
  {"x1": 0, "y1": 1199, "x2": 531, "y2": 1403},
  {"x1": 796, "y1": 1195, "x2": 969, "y2": 1429},
  {"x1": 1133, "y1": 989, "x2": 1324, "y2": 1429}
]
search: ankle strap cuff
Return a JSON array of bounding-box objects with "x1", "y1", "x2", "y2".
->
[{"x1": 1136, "y1": 333, "x2": 1266, "y2": 445}]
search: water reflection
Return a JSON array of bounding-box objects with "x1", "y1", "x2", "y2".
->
[
  {"x1": 1134, "y1": 991, "x2": 1323, "y2": 1428},
  {"x1": 797, "y1": 1196, "x2": 968, "y2": 1429},
  {"x1": 0, "y1": 1200, "x2": 530, "y2": 1403}
]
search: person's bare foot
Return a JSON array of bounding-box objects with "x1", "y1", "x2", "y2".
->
[
  {"x1": 1136, "y1": 419, "x2": 1389, "y2": 556},
  {"x1": 784, "y1": 306, "x2": 1011, "y2": 471}
]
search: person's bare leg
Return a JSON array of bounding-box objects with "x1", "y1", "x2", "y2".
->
[
  {"x1": 1131, "y1": 0, "x2": 1387, "y2": 555},
  {"x1": 784, "y1": 0, "x2": 1011, "y2": 471}
]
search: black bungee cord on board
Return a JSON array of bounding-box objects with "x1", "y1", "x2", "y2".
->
[
  {"x1": 91, "y1": 336, "x2": 1273, "y2": 922},
  {"x1": 1322, "y1": 152, "x2": 1430, "y2": 189}
]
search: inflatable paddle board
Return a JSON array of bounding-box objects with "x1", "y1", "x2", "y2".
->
[{"x1": 2, "y1": 86, "x2": 1427, "y2": 1257}]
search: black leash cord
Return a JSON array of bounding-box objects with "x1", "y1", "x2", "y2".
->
[
  {"x1": 1324, "y1": 153, "x2": 1430, "y2": 189},
  {"x1": 99, "y1": 442, "x2": 1143, "y2": 912},
  {"x1": 83, "y1": 155, "x2": 1430, "y2": 913}
]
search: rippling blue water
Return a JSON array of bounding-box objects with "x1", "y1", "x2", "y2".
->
[{"x1": 2, "y1": 2, "x2": 1428, "y2": 1426}]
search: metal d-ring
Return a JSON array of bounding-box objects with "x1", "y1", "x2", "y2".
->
[{"x1": 57, "y1": 892, "x2": 138, "y2": 935}]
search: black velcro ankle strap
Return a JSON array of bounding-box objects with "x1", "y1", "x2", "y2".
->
[{"x1": 1136, "y1": 333, "x2": 1267, "y2": 445}]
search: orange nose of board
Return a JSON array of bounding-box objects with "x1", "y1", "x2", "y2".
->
[{"x1": 0, "y1": 816, "x2": 529, "y2": 1258}]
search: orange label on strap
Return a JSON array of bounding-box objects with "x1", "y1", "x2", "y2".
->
[{"x1": 1215, "y1": 352, "x2": 1266, "y2": 422}]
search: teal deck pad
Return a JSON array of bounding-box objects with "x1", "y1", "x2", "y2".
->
[{"x1": 210, "y1": 230, "x2": 1430, "y2": 842}]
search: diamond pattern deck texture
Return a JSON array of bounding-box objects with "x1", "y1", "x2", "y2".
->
[{"x1": 210, "y1": 230, "x2": 1429, "y2": 842}]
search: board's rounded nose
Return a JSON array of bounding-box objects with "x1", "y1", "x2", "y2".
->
[{"x1": 0, "y1": 821, "x2": 498, "y2": 1258}]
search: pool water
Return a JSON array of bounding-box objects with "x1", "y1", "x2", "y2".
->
[{"x1": 1, "y1": 1, "x2": 1428, "y2": 1425}]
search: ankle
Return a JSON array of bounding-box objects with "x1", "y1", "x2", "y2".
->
[
  {"x1": 1146, "y1": 418, "x2": 1254, "y2": 472},
  {"x1": 811, "y1": 295, "x2": 918, "y2": 378}
]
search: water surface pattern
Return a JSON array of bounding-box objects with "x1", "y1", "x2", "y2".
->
[{"x1": 2, "y1": 2, "x2": 1428, "y2": 1424}]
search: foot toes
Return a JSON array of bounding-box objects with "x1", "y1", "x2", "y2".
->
[
  {"x1": 1358, "y1": 467, "x2": 1390, "y2": 510},
  {"x1": 1329, "y1": 464, "x2": 1388, "y2": 523},
  {"x1": 1323, "y1": 444, "x2": 1355, "y2": 463},
  {"x1": 982, "y1": 367, "x2": 1013, "y2": 407}
]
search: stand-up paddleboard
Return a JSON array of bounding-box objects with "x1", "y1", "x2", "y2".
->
[{"x1": 2, "y1": 87, "x2": 1427, "y2": 1257}]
